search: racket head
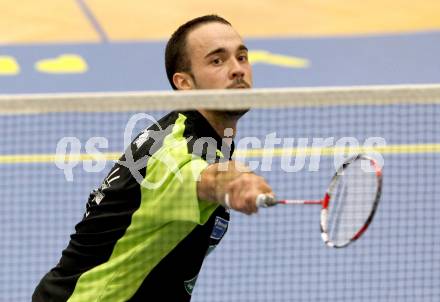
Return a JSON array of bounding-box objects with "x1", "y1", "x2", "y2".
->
[{"x1": 320, "y1": 154, "x2": 382, "y2": 248}]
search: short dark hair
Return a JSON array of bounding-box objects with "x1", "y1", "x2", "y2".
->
[{"x1": 165, "y1": 15, "x2": 232, "y2": 90}]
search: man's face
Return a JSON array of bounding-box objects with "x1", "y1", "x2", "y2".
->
[{"x1": 184, "y1": 22, "x2": 253, "y2": 90}]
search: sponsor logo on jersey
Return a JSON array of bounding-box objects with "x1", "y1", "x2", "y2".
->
[
  {"x1": 184, "y1": 275, "x2": 198, "y2": 295},
  {"x1": 210, "y1": 216, "x2": 229, "y2": 240}
]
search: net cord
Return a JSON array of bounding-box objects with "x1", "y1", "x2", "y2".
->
[{"x1": 1, "y1": 84, "x2": 440, "y2": 114}]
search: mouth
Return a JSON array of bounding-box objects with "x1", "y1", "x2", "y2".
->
[{"x1": 227, "y1": 82, "x2": 251, "y2": 89}]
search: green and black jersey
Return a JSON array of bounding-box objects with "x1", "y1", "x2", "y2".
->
[{"x1": 33, "y1": 111, "x2": 232, "y2": 301}]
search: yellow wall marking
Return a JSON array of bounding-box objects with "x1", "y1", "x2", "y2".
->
[
  {"x1": 249, "y1": 50, "x2": 309, "y2": 68},
  {"x1": 35, "y1": 54, "x2": 88, "y2": 74},
  {"x1": 0, "y1": 56, "x2": 20, "y2": 75}
]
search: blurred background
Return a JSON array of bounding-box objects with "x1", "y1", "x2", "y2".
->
[{"x1": 1, "y1": 0, "x2": 439, "y2": 93}]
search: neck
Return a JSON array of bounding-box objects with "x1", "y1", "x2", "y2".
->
[{"x1": 197, "y1": 109, "x2": 239, "y2": 144}]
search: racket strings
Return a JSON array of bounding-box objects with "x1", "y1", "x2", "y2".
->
[{"x1": 327, "y1": 159, "x2": 378, "y2": 246}]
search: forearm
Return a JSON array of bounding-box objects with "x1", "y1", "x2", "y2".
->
[
  {"x1": 197, "y1": 161, "x2": 247, "y2": 204},
  {"x1": 197, "y1": 161, "x2": 272, "y2": 214}
]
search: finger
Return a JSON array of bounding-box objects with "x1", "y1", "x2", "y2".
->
[
  {"x1": 236, "y1": 188, "x2": 252, "y2": 214},
  {"x1": 244, "y1": 190, "x2": 260, "y2": 214},
  {"x1": 226, "y1": 179, "x2": 240, "y2": 209},
  {"x1": 257, "y1": 178, "x2": 272, "y2": 193}
]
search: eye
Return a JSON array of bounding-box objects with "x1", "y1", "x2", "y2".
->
[
  {"x1": 211, "y1": 58, "x2": 223, "y2": 65},
  {"x1": 237, "y1": 53, "x2": 248, "y2": 62}
]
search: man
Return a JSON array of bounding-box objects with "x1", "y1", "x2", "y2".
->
[{"x1": 33, "y1": 15, "x2": 273, "y2": 301}]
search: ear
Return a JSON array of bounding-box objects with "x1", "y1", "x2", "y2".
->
[{"x1": 173, "y1": 72, "x2": 195, "y2": 90}]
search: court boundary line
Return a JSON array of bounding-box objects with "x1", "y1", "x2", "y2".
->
[
  {"x1": 1, "y1": 143, "x2": 439, "y2": 164},
  {"x1": 75, "y1": 0, "x2": 109, "y2": 43}
]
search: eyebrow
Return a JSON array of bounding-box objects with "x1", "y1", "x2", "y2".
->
[{"x1": 204, "y1": 44, "x2": 249, "y2": 58}]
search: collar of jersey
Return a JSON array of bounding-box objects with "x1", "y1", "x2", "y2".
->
[{"x1": 177, "y1": 110, "x2": 235, "y2": 160}]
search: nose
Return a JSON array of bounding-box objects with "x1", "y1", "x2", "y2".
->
[{"x1": 229, "y1": 58, "x2": 246, "y2": 79}]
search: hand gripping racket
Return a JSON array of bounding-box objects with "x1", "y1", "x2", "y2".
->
[{"x1": 257, "y1": 154, "x2": 383, "y2": 248}]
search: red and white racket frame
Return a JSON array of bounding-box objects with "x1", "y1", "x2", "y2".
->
[{"x1": 256, "y1": 154, "x2": 383, "y2": 248}]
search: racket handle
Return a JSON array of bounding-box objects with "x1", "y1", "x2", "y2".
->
[{"x1": 256, "y1": 194, "x2": 277, "y2": 208}]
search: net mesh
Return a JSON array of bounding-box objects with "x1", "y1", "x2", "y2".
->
[{"x1": 1, "y1": 84, "x2": 440, "y2": 301}]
